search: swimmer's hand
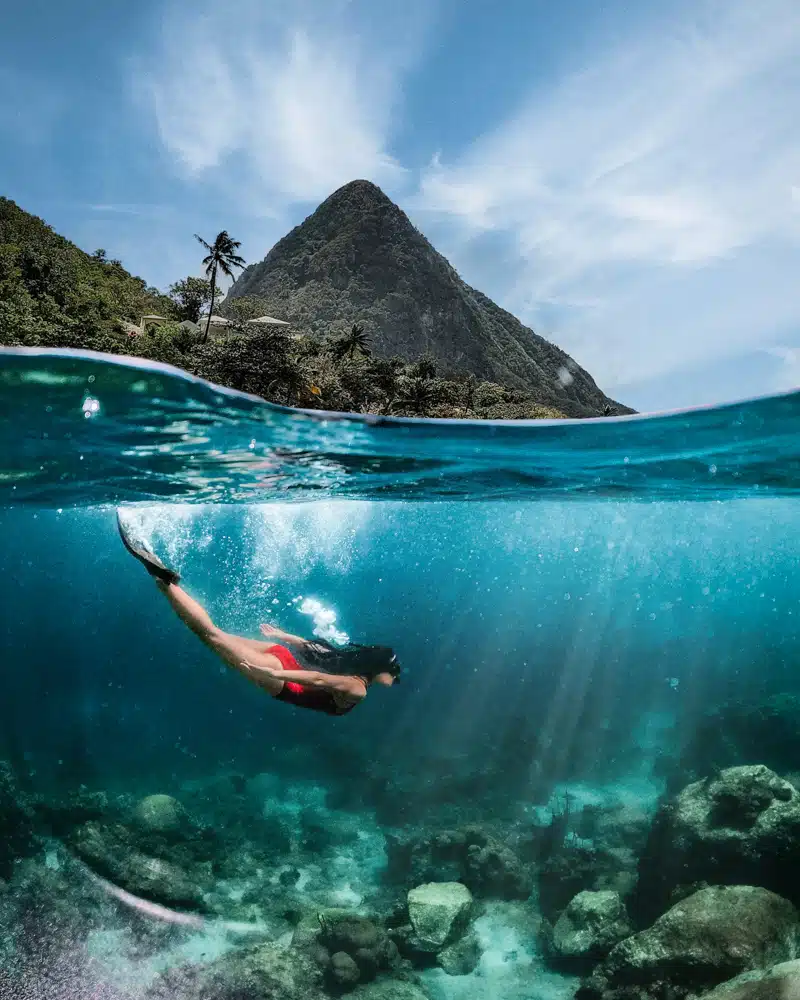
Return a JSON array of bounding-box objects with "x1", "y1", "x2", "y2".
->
[
  {"x1": 260, "y1": 624, "x2": 307, "y2": 645},
  {"x1": 240, "y1": 658, "x2": 280, "y2": 677}
]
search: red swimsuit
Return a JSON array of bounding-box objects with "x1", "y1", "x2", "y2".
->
[{"x1": 268, "y1": 644, "x2": 359, "y2": 717}]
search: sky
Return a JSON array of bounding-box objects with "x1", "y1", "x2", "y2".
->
[{"x1": 1, "y1": 0, "x2": 799, "y2": 412}]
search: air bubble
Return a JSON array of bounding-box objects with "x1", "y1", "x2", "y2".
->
[{"x1": 82, "y1": 396, "x2": 101, "y2": 419}]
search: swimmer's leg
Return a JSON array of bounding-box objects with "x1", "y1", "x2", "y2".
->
[
  {"x1": 237, "y1": 637, "x2": 280, "y2": 655},
  {"x1": 156, "y1": 581, "x2": 284, "y2": 695},
  {"x1": 117, "y1": 513, "x2": 180, "y2": 585}
]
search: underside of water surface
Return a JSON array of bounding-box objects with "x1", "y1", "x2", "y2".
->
[{"x1": 3, "y1": 348, "x2": 800, "y2": 1000}]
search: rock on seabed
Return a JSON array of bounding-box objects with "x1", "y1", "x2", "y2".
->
[
  {"x1": 407, "y1": 882, "x2": 473, "y2": 951},
  {"x1": 581, "y1": 885, "x2": 798, "y2": 1000}
]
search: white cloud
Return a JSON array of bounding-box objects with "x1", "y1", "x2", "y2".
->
[
  {"x1": 138, "y1": 0, "x2": 429, "y2": 209},
  {"x1": 415, "y1": 0, "x2": 800, "y2": 398},
  {"x1": 134, "y1": 0, "x2": 800, "y2": 406}
]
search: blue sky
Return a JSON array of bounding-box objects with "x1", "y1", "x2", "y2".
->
[{"x1": 1, "y1": 0, "x2": 799, "y2": 412}]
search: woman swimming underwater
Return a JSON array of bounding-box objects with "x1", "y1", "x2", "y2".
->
[{"x1": 118, "y1": 515, "x2": 400, "y2": 717}]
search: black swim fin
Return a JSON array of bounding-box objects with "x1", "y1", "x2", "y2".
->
[{"x1": 117, "y1": 512, "x2": 180, "y2": 585}]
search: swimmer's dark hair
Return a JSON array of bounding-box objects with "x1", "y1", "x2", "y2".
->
[{"x1": 304, "y1": 640, "x2": 401, "y2": 683}]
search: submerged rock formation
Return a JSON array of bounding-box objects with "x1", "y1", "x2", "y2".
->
[
  {"x1": 132, "y1": 793, "x2": 188, "y2": 835},
  {"x1": 387, "y1": 825, "x2": 531, "y2": 900},
  {"x1": 145, "y1": 939, "x2": 327, "y2": 1000},
  {"x1": 315, "y1": 910, "x2": 404, "y2": 990},
  {"x1": 537, "y1": 844, "x2": 628, "y2": 923},
  {"x1": 385, "y1": 881, "x2": 482, "y2": 977},
  {"x1": 436, "y1": 928, "x2": 482, "y2": 976},
  {"x1": 71, "y1": 820, "x2": 211, "y2": 911},
  {"x1": 550, "y1": 890, "x2": 632, "y2": 969},
  {"x1": 698, "y1": 959, "x2": 800, "y2": 1000},
  {"x1": 407, "y1": 882, "x2": 473, "y2": 951},
  {"x1": 580, "y1": 886, "x2": 798, "y2": 1000},
  {"x1": 349, "y1": 983, "x2": 433, "y2": 1000},
  {"x1": 634, "y1": 766, "x2": 800, "y2": 923}
]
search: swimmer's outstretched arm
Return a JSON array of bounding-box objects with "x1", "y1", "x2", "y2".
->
[
  {"x1": 217, "y1": 627, "x2": 307, "y2": 658},
  {"x1": 259, "y1": 624, "x2": 308, "y2": 646},
  {"x1": 240, "y1": 659, "x2": 366, "y2": 699}
]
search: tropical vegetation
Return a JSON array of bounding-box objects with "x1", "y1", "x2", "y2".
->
[
  {"x1": 194, "y1": 231, "x2": 246, "y2": 342},
  {"x1": 169, "y1": 276, "x2": 212, "y2": 323},
  {"x1": 0, "y1": 197, "x2": 567, "y2": 419}
]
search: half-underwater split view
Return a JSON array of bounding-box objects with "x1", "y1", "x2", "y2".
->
[{"x1": 3, "y1": 1, "x2": 800, "y2": 999}]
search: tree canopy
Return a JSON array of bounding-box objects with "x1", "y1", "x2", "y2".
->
[
  {"x1": 169, "y1": 276, "x2": 212, "y2": 323},
  {"x1": 0, "y1": 197, "x2": 567, "y2": 420}
]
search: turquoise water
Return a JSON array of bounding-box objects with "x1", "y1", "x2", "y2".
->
[
  {"x1": 2, "y1": 348, "x2": 800, "y2": 999},
  {"x1": 5, "y1": 348, "x2": 800, "y2": 503}
]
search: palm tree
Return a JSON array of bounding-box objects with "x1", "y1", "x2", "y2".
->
[
  {"x1": 341, "y1": 322, "x2": 371, "y2": 358},
  {"x1": 391, "y1": 376, "x2": 438, "y2": 417},
  {"x1": 194, "y1": 231, "x2": 246, "y2": 343}
]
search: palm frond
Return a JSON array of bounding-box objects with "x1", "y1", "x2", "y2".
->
[
  {"x1": 218, "y1": 232, "x2": 242, "y2": 251},
  {"x1": 195, "y1": 230, "x2": 247, "y2": 293}
]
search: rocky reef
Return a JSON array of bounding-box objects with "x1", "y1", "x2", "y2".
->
[
  {"x1": 579, "y1": 886, "x2": 798, "y2": 1000},
  {"x1": 5, "y1": 691, "x2": 800, "y2": 1000},
  {"x1": 632, "y1": 765, "x2": 800, "y2": 924}
]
